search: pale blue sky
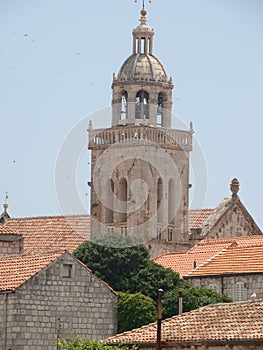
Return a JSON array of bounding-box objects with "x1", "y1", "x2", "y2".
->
[{"x1": 1, "y1": 0, "x2": 263, "y2": 229}]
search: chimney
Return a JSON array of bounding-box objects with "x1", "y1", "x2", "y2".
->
[
  {"x1": 178, "y1": 291, "x2": 183, "y2": 315},
  {"x1": 156, "y1": 289, "x2": 163, "y2": 350}
]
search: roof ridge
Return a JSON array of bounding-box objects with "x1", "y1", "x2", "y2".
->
[
  {"x1": 189, "y1": 208, "x2": 214, "y2": 211},
  {"x1": 10, "y1": 214, "x2": 90, "y2": 220},
  {"x1": 153, "y1": 251, "x2": 186, "y2": 261},
  {"x1": 185, "y1": 248, "x2": 228, "y2": 276},
  {"x1": 0, "y1": 249, "x2": 66, "y2": 262}
]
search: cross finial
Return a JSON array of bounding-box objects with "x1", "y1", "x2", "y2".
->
[
  {"x1": 4, "y1": 191, "x2": 8, "y2": 205},
  {"x1": 135, "y1": 0, "x2": 152, "y2": 10}
]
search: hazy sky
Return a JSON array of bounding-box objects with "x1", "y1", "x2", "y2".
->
[{"x1": 1, "y1": 0, "x2": 263, "y2": 230}]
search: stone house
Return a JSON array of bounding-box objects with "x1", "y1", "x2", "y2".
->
[
  {"x1": 0, "y1": 250, "x2": 117, "y2": 350},
  {"x1": 154, "y1": 236, "x2": 263, "y2": 301},
  {"x1": 106, "y1": 299, "x2": 263, "y2": 350},
  {"x1": 184, "y1": 244, "x2": 263, "y2": 302}
]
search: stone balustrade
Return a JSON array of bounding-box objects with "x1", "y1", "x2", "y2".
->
[{"x1": 88, "y1": 125, "x2": 192, "y2": 150}]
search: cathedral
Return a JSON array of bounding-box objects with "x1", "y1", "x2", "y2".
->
[{"x1": 88, "y1": 6, "x2": 193, "y2": 251}]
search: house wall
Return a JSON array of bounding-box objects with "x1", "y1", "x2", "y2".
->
[
  {"x1": 0, "y1": 235, "x2": 23, "y2": 258},
  {"x1": 186, "y1": 273, "x2": 263, "y2": 302},
  {"x1": 0, "y1": 253, "x2": 117, "y2": 350}
]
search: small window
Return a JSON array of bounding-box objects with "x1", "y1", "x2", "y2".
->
[
  {"x1": 208, "y1": 283, "x2": 218, "y2": 293},
  {"x1": 157, "y1": 227, "x2": 162, "y2": 241},
  {"x1": 168, "y1": 228, "x2": 173, "y2": 242},
  {"x1": 236, "y1": 282, "x2": 245, "y2": 301},
  {"x1": 62, "y1": 264, "x2": 72, "y2": 278}
]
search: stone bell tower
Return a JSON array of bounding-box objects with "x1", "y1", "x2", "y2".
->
[{"x1": 89, "y1": 8, "x2": 193, "y2": 254}]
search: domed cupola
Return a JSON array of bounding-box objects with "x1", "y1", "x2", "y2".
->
[{"x1": 112, "y1": 8, "x2": 174, "y2": 128}]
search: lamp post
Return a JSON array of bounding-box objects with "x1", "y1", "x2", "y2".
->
[{"x1": 157, "y1": 289, "x2": 163, "y2": 350}]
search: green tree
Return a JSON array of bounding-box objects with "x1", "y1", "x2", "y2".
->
[
  {"x1": 58, "y1": 338, "x2": 136, "y2": 350},
  {"x1": 74, "y1": 232, "x2": 232, "y2": 332},
  {"x1": 74, "y1": 232, "x2": 149, "y2": 291},
  {"x1": 117, "y1": 292, "x2": 157, "y2": 333},
  {"x1": 129, "y1": 260, "x2": 180, "y2": 300}
]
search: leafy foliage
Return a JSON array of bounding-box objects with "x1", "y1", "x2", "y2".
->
[
  {"x1": 162, "y1": 283, "x2": 231, "y2": 319},
  {"x1": 58, "y1": 338, "x2": 136, "y2": 350},
  {"x1": 74, "y1": 233, "x2": 149, "y2": 291},
  {"x1": 117, "y1": 292, "x2": 157, "y2": 333},
  {"x1": 128, "y1": 260, "x2": 180, "y2": 300},
  {"x1": 74, "y1": 232, "x2": 232, "y2": 332}
]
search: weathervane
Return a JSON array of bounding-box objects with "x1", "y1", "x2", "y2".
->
[{"x1": 135, "y1": 0, "x2": 152, "y2": 10}]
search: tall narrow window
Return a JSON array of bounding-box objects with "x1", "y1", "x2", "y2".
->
[
  {"x1": 157, "y1": 177, "x2": 163, "y2": 224},
  {"x1": 118, "y1": 178, "x2": 127, "y2": 223},
  {"x1": 168, "y1": 178, "x2": 176, "y2": 225},
  {"x1": 136, "y1": 90, "x2": 149, "y2": 119},
  {"x1": 105, "y1": 179, "x2": 114, "y2": 224},
  {"x1": 157, "y1": 93, "x2": 164, "y2": 126},
  {"x1": 235, "y1": 282, "x2": 245, "y2": 302},
  {"x1": 120, "y1": 91, "x2": 128, "y2": 120}
]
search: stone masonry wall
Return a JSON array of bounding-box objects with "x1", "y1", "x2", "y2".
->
[
  {"x1": 186, "y1": 273, "x2": 263, "y2": 302},
  {"x1": 0, "y1": 253, "x2": 117, "y2": 350},
  {"x1": 0, "y1": 236, "x2": 22, "y2": 258}
]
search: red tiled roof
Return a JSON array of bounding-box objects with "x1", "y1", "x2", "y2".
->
[
  {"x1": 5, "y1": 215, "x2": 90, "y2": 254},
  {"x1": 154, "y1": 235, "x2": 263, "y2": 277},
  {"x1": 188, "y1": 209, "x2": 214, "y2": 228},
  {"x1": 0, "y1": 224, "x2": 19, "y2": 236},
  {"x1": 185, "y1": 245, "x2": 263, "y2": 277},
  {"x1": 0, "y1": 251, "x2": 64, "y2": 291},
  {"x1": 153, "y1": 239, "x2": 235, "y2": 277},
  {"x1": 107, "y1": 300, "x2": 263, "y2": 345}
]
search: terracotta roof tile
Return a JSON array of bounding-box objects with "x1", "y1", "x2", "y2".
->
[
  {"x1": 153, "y1": 240, "x2": 234, "y2": 277},
  {"x1": 186, "y1": 245, "x2": 263, "y2": 277},
  {"x1": 154, "y1": 235, "x2": 263, "y2": 277},
  {"x1": 106, "y1": 300, "x2": 263, "y2": 344},
  {"x1": 0, "y1": 224, "x2": 19, "y2": 236},
  {"x1": 5, "y1": 215, "x2": 90, "y2": 254},
  {"x1": 0, "y1": 251, "x2": 64, "y2": 291},
  {"x1": 188, "y1": 209, "x2": 214, "y2": 228}
]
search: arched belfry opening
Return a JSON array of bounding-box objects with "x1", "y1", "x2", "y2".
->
[
  {"x1": 157, "y1": 92, "x2": 164, "y2": 126},
  {"x1": 121, "y1": 91, "x2": 128, "y2": 120},
  {"x1": 136, "y1": 90, "x2": 149, "y2": 119}
]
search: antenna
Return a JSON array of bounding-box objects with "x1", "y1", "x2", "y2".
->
[{"x1": 135, "y1": 0, "x2": 152, "y2": 10}]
